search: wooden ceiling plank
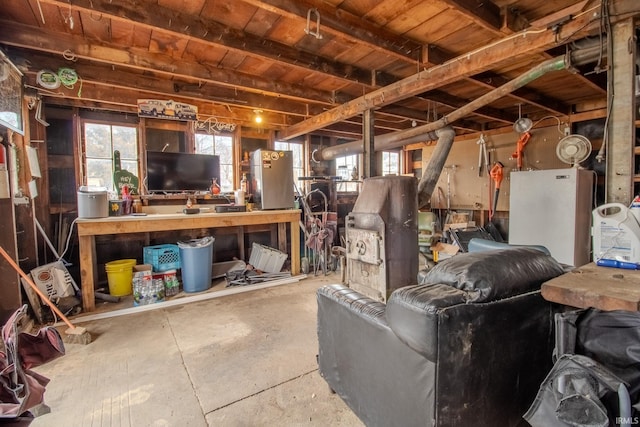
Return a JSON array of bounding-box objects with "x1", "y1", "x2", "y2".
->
[
  {"x1": 32, "y1": 0, "x2": 587, "y2": 135},
  {"x1": 473, "y1": 71, "x2": 571, "y2": 115},
  {"x1": 241, "y1": 0, "x2": 424, "y2": 64},
  {"x1": 278, "y1": 0, "x2": 639, "y2": 139},
  {"x1": 0, "y1": 20, "x2": 351, "y2": 106},
  {"x1": 437, "y1": 0, "x2": 502, "y2": 33},
  {"x1": 37, "y1": 0, "x2": 383, "y2": 88}
]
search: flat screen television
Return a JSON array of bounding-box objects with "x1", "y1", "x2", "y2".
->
[{"x1": 146, "y1": 151, "x2": 220, "y2": 193}]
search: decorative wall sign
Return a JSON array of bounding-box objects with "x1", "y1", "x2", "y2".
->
[
  {"x1": 192, "y1": 116, "x2": 237, "y2": 134},
  {"x1": 137, "y1": 99, "x2": 198, "y2": 121},
  {"x1": 0, "y1": 50, "x2": 24, "y2": 135}
]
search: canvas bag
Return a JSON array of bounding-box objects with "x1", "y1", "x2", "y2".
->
[{"x1": 0, "y1": 305, "x2": 65, "y2": 419}]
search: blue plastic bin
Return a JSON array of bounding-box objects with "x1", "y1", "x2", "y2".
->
[{"x1": 178, "y1": 237, "x2": 214, "y2": 293}]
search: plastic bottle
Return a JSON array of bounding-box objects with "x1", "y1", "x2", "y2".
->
[
  {"x1": 631, "y1": 195, "x2": 640, "y2": 226},
  {"x1": 132, "y1": 198, "x2": 142, "y2": 214},
  {"x1": 211, "y1": 178, "x2": 221, "y2": 195},
  {"x1": 240, "y1": 173, "x2": 248, "y2": 193},
  {"x1": 121, "y1": 185, "x2": 132, "y2": 215}
]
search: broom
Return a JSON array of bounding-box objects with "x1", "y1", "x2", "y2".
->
[{"x1": 0, "y1": 246, "x2": 92, "y2": 344}]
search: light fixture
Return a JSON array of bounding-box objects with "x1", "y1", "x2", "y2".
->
[
  {"x1": 513, "y1": 103, "x2": 532, "y2": 134},
  {"x1": 253, "y1": 109, "x2": 263, "y2": 124}
]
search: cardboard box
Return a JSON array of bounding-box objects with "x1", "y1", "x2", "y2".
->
[{"x1": 133, "y1": 264, "x2": 153, "y2": 279}]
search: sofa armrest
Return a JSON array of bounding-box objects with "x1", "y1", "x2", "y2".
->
[
  {"x1": 386, "y1": 283, "x2": 468, "y2": 361},
  {"x1": 317, "y1": 284, "x2": 386, "y2": 321}
]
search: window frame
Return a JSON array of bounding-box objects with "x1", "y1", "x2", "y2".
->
[
  {"x1": 194, "y1": 132, "x2": 234, "y2": 192},
  {"x1": 82, "y1": 120, "x2": 140, "y2": 195},
  {"x1": 382, "y1": 150, "x2": 401, "y2": 176},
  {"x1": 274, "y1": 140, "x2": 305, "y2": 184},
  {"x1": 335, "y1": 154, "x2": 360, "y2": 192}
]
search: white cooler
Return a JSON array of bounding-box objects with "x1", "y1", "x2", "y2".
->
[{"x1": 77, "y1": 186, "x2": 108, "y2": 218}]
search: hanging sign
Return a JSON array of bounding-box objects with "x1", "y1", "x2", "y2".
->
[{"x1": 137, "y1": 99, "x2": 198, "y2": 121}]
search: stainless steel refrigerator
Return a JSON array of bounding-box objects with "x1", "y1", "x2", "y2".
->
[{"x1": 250, "y1": 149, "x2": 295, "y2": 210}]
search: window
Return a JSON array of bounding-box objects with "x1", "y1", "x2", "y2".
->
[
  {"x1": 274, "y1": 141, "x2": 304, "y2": 183},
  {"x1": 84, "y1": 122, "x2": 138, "y2": 194},
  {"x1": 382, "y1": 151, "x2": 401, "y2": 176},
  {"x1": 336, "y1": 154, "x2": 359, "y2": 192},
  {"x1": 195, "y1": 133, "x2": 233, "y2": 192}
]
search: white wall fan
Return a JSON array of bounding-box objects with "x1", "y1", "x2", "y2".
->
[{"x1": 556, "y1": 134, "x2": 592, "y2": 167}]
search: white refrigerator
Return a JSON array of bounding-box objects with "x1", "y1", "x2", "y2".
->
[{"x1": 508, "y1": 168, "x2": 593, "y2": 266}]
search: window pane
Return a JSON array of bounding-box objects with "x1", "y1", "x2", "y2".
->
[
  {"x1": 112, "y1": 126, "x2": 138, "y2": 159},
  {"x1": 220, "y1": 164, "x2": 233, "y2": 192},
  {"x1": 196, "y1": 134, "x2": 214, "y2": 154},
  {"x1": 382, "y1": 151, "x2": 400, "y2": 176},
  {"x1": 86, "y1": 159, "x2": 113, "y2": 190},
  {"x1": 336, "y1": 154, "x2": 359, "y2": 192},
  {"x1": 85, "y1": 123, "x2": 111, "y2": 158},
  {"x1": 275, "y1": 141, "x2": 304, "y2": 183},
  {"x1": 196, "y1": 133, "x2": 233, "y2": 191}
]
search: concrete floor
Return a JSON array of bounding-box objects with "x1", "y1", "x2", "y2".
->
[{"x1": 30, "y1": 272, "x2": 363, "y2": 427}]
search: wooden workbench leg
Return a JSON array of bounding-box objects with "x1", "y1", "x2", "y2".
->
[
  {"x1": 277, "y1": 223, "x2": 287, "y2": 253},
  {"x1": 79, "y1": 235, "x2": 97, "y2": 312},
  {"x1": 237, "y1": 226, "x2": 245, "y2": 261},
  {"x1": 289, "y1": 220, "x2": 300, "y2": 275}
]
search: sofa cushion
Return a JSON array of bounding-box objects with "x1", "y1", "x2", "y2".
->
[
  {"x1": 386, "y1": 283, "x2": 468, "y2": 361},
  {"x1": 419, "y1": 247, "x2": 564, "y2": 303}
]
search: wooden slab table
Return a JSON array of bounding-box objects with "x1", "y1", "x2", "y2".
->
[
  {"x1": 76, "y1": 209, "x2": 301, "y2": 311},
  {"x1": 541, "y1": 262, "x2": 640, "y2": 311}
]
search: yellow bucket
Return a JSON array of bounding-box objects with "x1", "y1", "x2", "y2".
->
[{"x1": 105, "y1": 259, "x2": 137, "y2": 296}]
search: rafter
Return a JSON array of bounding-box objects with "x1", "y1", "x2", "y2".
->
[
  {"x1": 36, "y1": 0, "x2": 398, "y2": 88},
  {"x1": 278, "y1": 0, "x2": 639, "y2": 140}
]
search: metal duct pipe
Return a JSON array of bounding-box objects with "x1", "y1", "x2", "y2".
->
[
  {"x1": 313, "y1": 43, "x2": 604, "y2": 162},
  {"x1": 417, "y1": 126, "x2": 456, "y2": 208}
]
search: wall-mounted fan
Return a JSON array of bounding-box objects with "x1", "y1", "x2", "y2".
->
[{"x1": 556, "y1": 134, "x2": 592, "y2": 167}]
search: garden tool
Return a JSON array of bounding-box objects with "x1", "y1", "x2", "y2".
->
[
  {"x1": 489, "y1": 162, "x2": 504, "y2": 221},
  {"x1": 486, "y1": 162, "x2": 505, "y2": 242},
  {"x1": 511, "y1": 131, "x2": 531, "y2": 171},
  {"x1": 477, "y1": 134, "x2": 490, "y2": 177}
]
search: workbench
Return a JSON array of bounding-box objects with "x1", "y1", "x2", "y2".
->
[
  {"x1": 541, "y1": 262, "x2": 640, "y2": 311},
  {"x1": 76, "y1": 209, "x2": 301, "y2": 311}
]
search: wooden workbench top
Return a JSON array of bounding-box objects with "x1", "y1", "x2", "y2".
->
[
  {"x1": 541, "y1": 262, "x2": 640, "y2": 311},
  {"x1": 76, "y1": 209, "x2": 301, "y2": 236}
]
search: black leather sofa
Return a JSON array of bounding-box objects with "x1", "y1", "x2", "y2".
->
[{"x1": 317, "y1": 247, "x2": 566, "y2": 427}]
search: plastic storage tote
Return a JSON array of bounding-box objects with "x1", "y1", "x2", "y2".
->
[{"x1": 178, "y1": 237, "x2": 214, "y2": 293}]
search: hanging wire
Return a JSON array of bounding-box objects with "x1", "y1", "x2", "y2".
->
[{"x1": 530, "y1": 115, "x2": 565, "y2": 136}]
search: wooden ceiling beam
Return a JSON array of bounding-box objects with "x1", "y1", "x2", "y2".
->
[
  {"x1": 439, "y1": 0, "x2": 502, "y2": 32},
  {"x1": 37, "y1": 0, "x2": 396, "y2": 88},
  {"x1": 243, "y1": 0, "x2": 553, "y2": 118},
  {"x1": 19, "y1": 49, "x2": 433, "y2": 133},
  {"x1": 242, "y1": 0, "x2": 423, "y2": 64},
  {"x1": 17, "y1": 0, "x2": 578, "y2": 137},
  {"x1": 38, "y1": 81, "x2": 292, "y2": 129},
  {"x1": 277, "y1": 0, "x2": 640, "y2": 140},
  {"x1": 415, "y1": 89, "x2": 517, "y2": 124},
  {"x1": 472, "y1": 72, "x2": 572, "y2": 116},
  {"x1": 0, "y1": 20, "x2": 351, "y2": 105},
  {"x1": 243, "y1": 1, "x2": 590, "y2": 130},
  {"x1": 18, "y1": 50, "x2": 328, "y2": 118}
]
